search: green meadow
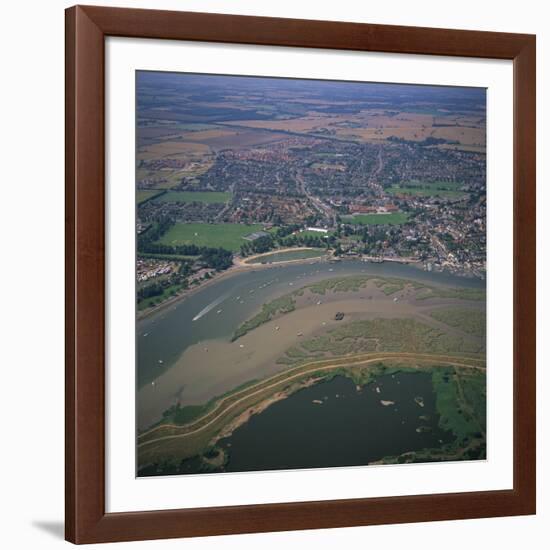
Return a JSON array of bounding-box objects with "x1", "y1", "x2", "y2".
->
[
  {"x1": 154, "y1": 191, "x2": 232, "y2": 204},
  {"x1": 387, "y1": 181, "x2": 466, "y2": 198},
  {"x1": 157, "y1": 223, "x2": 264, "y2": 252}
]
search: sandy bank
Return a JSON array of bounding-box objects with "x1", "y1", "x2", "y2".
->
[{"x1": 137, "y1": 281, "x2": 482, "y2": 430}]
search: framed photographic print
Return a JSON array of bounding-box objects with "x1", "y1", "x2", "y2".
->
[{"x1": 65, "y1": 5, "x2": 536, "y2": 544}]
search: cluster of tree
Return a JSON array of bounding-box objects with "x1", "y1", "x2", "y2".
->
[
  {"x1": 137, "y1": 261, "x2": 194, "y2": 305},
  {"x1": 273, "y1": 224, "x2": 301, "y2": 240},
  {"x1": 387, "y1": 135, "x2": 458, "y2": 147},
  {"x1": 304, "y1": 214, "x2": 322, "y2": 226},
  {"x1": 236, "y1": 188, "x2": 305, "y2": 198},
  {"x1": 358, "y1": 226, "x2": 391, "y2": 247},
  {"x1": 137, "y1": 214, "x2": 234, "y2": 272},
  {"x1": 137, "y1": 189, "x2": 167, "y2": 206},
  {"x1": 199, "y1": 247, "x2": 233, "y2": 271},
  {"x1": 239, "y1": 224, "x2": 335, "y2": 257},
  {"x1": 279, "y1": 233, "x2": 327, "y2": 249},
  {"x1": 240, "y1": 234, "x2": 274, "y2": 257},
  {"x1": 141, "y1": 242, "x2": 193, "y2": 256},
  {"x1": 137, "y1": 282, "x2": 164, "y2": 301},
  {"x1": 438, "y1": 232, "x2": 461, "y2": 252},
  {"x1": 341, "y1": 225, "x2": 355, "y2": 237},
  {"x1": 138, "y1": 217, "x2": 174, "y2": 248},
  {"x1": 419, "y1": 136, "x2": 458, "y2": 147}
]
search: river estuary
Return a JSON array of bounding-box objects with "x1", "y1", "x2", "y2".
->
[
  {"x1": 137, "y1": 259, "x2": 485, "y2": 474},
  {"x1": 137, "y1": 259, "x2": 483, "y2": 390}
]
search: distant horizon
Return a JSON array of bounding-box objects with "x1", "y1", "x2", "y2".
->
[{"x1": 137, "y1": 69, "x2": 487, "y2": 94}]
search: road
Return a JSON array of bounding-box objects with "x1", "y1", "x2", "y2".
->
[
  {"x1": 295, "y1": 171, "x2": 337, "y2": 226},
  {"x1": 368, "y1": 145, "x2": 385, "y2": 195}
]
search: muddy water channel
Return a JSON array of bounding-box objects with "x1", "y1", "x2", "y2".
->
[
  {"x1": 138, "y1": 260, "x2": 482, "y2": 387},
  {"x1": 137, "y1": 260, "x2": 483, "y2": 430}
]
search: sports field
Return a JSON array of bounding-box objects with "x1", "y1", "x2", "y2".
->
[
  {"x1": 298, "y1": 229, "x2": 333, "y2": 238},
  {"x1": 154, "y1": 191, "x2": 232, "y2": 204},
  {"x1": 157, "y1": 223, "x2": 264, "y2": 251},
  {"x1": 387, "y1": 181, "x2": 466, "y2": 199}
]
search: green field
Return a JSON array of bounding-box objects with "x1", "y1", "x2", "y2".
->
[
  {"x1": 416, "y1": 286, "x2": 485, "y2": 302},
  {"x1": 137, "y1": 190, "x2": 164, "y2": 204},
  {"x1": 137, "y1": 282, "x2": 185, "y2": 310},
  {"x1": 432, "y1": 368, "x2": 486, "y2": 441},
  {"x1": 298, "y1": 229, "x2": 333, "y2": 238},
  {"x1": 232, "y1": 293, "x2": 297, "y2": 341},
  {"x1": 159, "y1": 379, "x2": 259, "y2": 428},
  {"x1": 138, "y1": 252, "x2": 199, "y2": 261},
  {"x1": 154, "y1": 191, "x2": 231, "y2": 204},
  {"x1": 279, "y1": 317, "x2": 484, "y2": 367},
  {"x1": 375, "y1": 366, "x2": 486, "y2": 465},
  {"x1": 430, "y1": 308, "x2": 486, "y2": 337},
  {"x1": 387, "y1": 181, "x2": 466, "y2": 199},
  {"x1": 245, "y1": 248, "x2": 326, "y2": 265},
  {"x1": 157, "y1": 223, "x2": 264, "y2": 252},
  {"x1": 344, "y1": 212, "x2": 409, "y2": 225}
]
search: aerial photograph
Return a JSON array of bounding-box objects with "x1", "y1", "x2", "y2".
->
[{"x1": 135, "y1": 71, "x2": 487, "y2": 477}]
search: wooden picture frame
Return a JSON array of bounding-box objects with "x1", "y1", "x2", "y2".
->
[{"x1": 65, "y1": 4, "x2": 536, "y2": 544}]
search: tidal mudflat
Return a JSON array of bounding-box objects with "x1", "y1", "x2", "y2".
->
[
  {"x1": 138, "y1": 268, "x2": 484, "y2": 430},
  {"x1": 137, "y1": 262, "x2": 486, "y2": 476}
]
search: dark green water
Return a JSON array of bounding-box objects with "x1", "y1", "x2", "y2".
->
[{"x1": 217, "y1": 372, "x2": 453, "y2": 473}]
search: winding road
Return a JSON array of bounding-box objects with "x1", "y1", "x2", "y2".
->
[{"x1": 138, "y1": 351, "x2": 485, "y2": 448}]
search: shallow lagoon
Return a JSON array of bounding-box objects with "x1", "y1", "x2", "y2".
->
[{"x1": 215, "y1": 371, "x2": 454, "y2": 473}]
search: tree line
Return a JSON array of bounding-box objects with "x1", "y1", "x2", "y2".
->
[
  {"x1": 138, "y1": 217, "x2": 233, "y2": 271},
  {"x1": 239, "y1": 227, "x2": 329, "y2": 257}
]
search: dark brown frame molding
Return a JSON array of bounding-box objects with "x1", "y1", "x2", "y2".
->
[{"x1": 65, "y1": 5, "x2": 536, "y2": 544}]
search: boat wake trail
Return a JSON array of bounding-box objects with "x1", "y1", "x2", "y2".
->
[{"x1": 192, "y1": 292, "x2": 230, "y2": 321}]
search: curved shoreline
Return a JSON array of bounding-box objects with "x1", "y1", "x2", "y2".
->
[
  {"x1": 137, "y1": 268, "x2": 485, "y2": 429},
  {"x1": 137, "y1": 252, "x2": 329, "y2": 322},
  {"x1": 137, "y1": 252, "x2": 482, "y2": 322},
  {"x1": 138, "y1": 351, "x2": 485, "y2": 447},
  {"x1": 239, "y1": 246, "x2": 329, "y2": 266}
]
